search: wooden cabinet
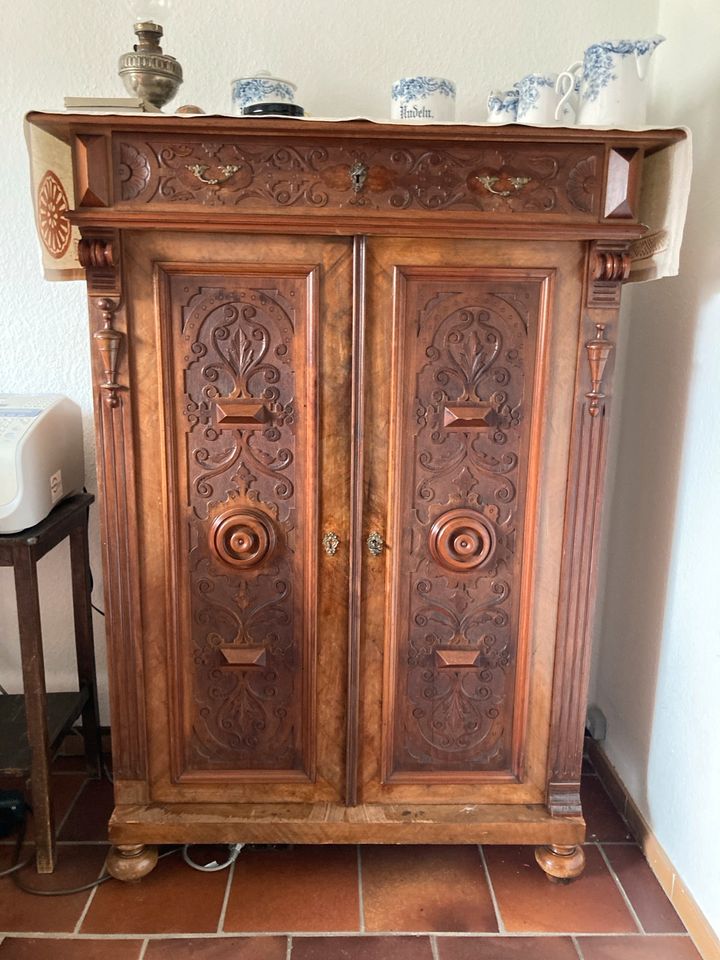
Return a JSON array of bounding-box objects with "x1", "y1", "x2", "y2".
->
[{"x1": 27, "y1": 114, "x2": 683, "y2": 882}]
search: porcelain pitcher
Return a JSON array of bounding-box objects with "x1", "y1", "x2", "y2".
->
[{"x1": 556, "y1": 35, "x2": 665, "y2": 126}]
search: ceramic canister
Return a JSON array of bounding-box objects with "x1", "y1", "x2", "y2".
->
[
  {"x1": 231, "y1": 71, "x2": 296, "y2": 115},
  {"x1": 391, "y1": 76, "x2": 456, "y2": 122},
  {"x1": 487, "y1": 89, "x2": 519, "y2": 123},
  {"x1": 514, "y1": 73, "x2": 574, "y2": 124}
]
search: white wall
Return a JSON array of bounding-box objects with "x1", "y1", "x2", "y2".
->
[{"x1": 592, "y1": 0, "x2": 720, "y2": 938}]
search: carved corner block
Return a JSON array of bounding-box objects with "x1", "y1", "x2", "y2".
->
[
  {"x1": 587, "y1": 241, "x2": 630, "y2": 309},
  {"x1": 79, "y1": 229, "x2": 120, "y2": 296},
  {"x1": 604, "y1": 147, "x2": 640, "y2": 220},
  {"x1": 74, "y1": 133, "x2": 111, "y2": 207}
]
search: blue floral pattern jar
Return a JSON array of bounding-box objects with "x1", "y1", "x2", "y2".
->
[
  {"x1": 391, "y1": 76, "x2": 456, "y2": 122},
  {"x1": 232, "y1": 71, "x2": 296, "y2": 115}
]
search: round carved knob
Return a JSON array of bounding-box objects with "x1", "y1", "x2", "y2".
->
[
  {"x1": 209, "y1": 508, "x2": 276, "y2": 569},
  {"x1": 428, "y1": 509, "x2": 496, "y2": 572}
]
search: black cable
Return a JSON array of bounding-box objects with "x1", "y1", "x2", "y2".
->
[
  {"x1": 83, "y1": 490, "x2": 105, "y2": 617},
  {"x1": 11, "y1": 847, "x2": 181, "y2": 897},
  {"x1": 13, "y1": 867, "x2": 115, "y2": 896},
  {"x1": 0, "y1": 753, "x2": 177, "y2": 896}
]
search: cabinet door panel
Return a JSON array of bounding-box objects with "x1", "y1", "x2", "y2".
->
[
  {"x1": 126, "y1": 233, "x2": 352, "y2": 802},
  {"x1": 360, "y1": 238, "x2": 583, "y2": 804},
  {"x1": 384, "y1": 265, "x2": 546, "y2": 780}
]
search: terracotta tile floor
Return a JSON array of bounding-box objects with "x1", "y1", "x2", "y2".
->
[{"x1": 0, "y1": 756, "x2": 702, "y2": 958}]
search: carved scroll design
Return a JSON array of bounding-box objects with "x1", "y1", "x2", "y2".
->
[
  {"x1": 78, "y1": 237, "x2": 115, "y2": 270},
  {"x1": 115, "y1": 138, "x2": 602, "y2": 216},
  {"x1": 389, "y1": 280, "x2": 540, "y2": 774},
  {"x1": 93, "y1": 298, "x2": 123, "y2": 408},
  {"x1": 587, "y1": 241, "x2": 631, "y2": 308},
  {"x1": 174, "y1": 277, "x2": 306, "y2": 771},
  {"x1": 593, "y1": 250, "x2": 631, "y2": 283},
  {"x1": 79, "y1": 231, "x2": 120, "y2": 296}
]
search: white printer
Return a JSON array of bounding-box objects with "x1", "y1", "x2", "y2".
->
[{"x1": 0, "y1": 395, "x2": 84, "y2": 534}]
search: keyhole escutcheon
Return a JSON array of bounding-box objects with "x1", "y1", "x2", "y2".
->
[{"x1": 350, "y1": 160, "x2": 368, "y2": 194}]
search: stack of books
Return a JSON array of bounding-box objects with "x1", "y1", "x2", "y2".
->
[{"x1": 63, "y1": 97, "x2": 161, "y2": 113}]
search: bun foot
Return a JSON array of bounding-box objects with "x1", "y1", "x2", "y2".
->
[
  {"x1": 534, "y1": 843, "x2": 585, "y2": 883},
  {"x1": 106, "y1": 843, "x2": 159, "y2": 882}
]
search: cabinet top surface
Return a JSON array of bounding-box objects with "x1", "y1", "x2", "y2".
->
[{"x1": 26, "y1": 112, "x2": 685, "y2": 152}]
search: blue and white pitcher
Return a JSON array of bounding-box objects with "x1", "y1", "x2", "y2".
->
[{"x1": 556, "y1": 36, "x2": 665, "y2": 126}]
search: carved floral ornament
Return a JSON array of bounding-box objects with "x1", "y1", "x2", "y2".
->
[
  {"x1": 391, "y1": 283, "x2": 537, "y2": 770},
  {"x1": 173, "y1": 278, "x2": 304, "y2": 768}
]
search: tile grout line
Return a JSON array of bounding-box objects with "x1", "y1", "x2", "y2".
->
[
  {"x1": 477, "y1": 845, "x2": 505, "y2": 934},
  {"x1": 596, "y1": 841, "x2": 646, "y2": 934},
  {"x1": 216, "y1": 858, "x2": 237, "y2": 933},
  {"x1": 0, "y1": 930, "x2": 692, "y2": 940},
  {"x1": 138, "y1": 937, "x2": 150, "y2": 960},
  {"x1": 572, "y1": 934, "x2": 586, "y2": 960},
  {"x1": 71, "y1": 850, "x2": 109, "y2": 934},
  {"x1": 286, "y1": 933, "x2": 292, "y2": 960},
  {"x1": 430, "y1": 933, "x2": 440, "y2": 960},
  {"x1": 357, "y1": 845, "x2": 366, "y2": 933}
]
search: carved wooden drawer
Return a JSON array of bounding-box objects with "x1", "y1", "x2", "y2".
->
[{"x1": 114, "y1": 135, "x2": 603, "y2": 219}]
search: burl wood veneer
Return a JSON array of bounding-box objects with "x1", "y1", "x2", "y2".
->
[{"x1": 27, "y1": 113, "x2": 684, "y2": 881}]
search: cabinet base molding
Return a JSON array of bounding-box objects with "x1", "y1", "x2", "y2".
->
[
  {"x1": 534, "y1": 843, "x2": 586, "y2": 883},
  {"x1": 109, "y1": 802, "x2": 584, "y2": 848},
  {"x1": 105, "y1": 843, "x2": 159, "y2": 882}
]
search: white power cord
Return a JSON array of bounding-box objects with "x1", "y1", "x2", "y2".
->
[{"x1": 182, "y1": 842, "x2": 244, "y2": 872}]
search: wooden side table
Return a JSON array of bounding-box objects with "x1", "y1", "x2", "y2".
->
[{"x1": 0, "y1": 493, "x2": 102, "y2": 872}]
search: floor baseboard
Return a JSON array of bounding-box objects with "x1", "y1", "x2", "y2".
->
[{"x1": 588, "y1": 739, "x2": 720, "y2": 960}]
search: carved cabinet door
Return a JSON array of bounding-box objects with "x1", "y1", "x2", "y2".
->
[
  {"x1": 123, "y1": 231, "x2": 353, "y2": 803},
  {"x1": 358, "y1": 237, "x2": 585, "y2": 805}
]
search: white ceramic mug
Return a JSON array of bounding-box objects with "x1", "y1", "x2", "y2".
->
[
  {"x1": 391, "y1": 76, "x2": 456, "y2": 122},
  {"x1": 487, "y1": 89, "x2": 518, "y2": 124},
  {"x1": 514, "y1": 73, "x2": 574, "y2": 125}
]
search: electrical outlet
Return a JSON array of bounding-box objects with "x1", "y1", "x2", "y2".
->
[{"x1": 50, "y1": 469, "x2": 63, "y2": 504}]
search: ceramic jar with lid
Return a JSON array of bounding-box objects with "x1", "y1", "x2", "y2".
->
[{"x1": 231, "y1": 70, "x2": 298, "y2": 115}]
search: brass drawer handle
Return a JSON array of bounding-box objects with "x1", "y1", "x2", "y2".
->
[
  {"x1": 367, "y1": 531, "x2": 385, "y2": 557},
  {"x1": 186, "y1": 163, "x2": 241, "y2": 185},
  {"x1": 322, "y1": 531, "x2": 340, "y2": 556},
  {"x1": 477, "y1": 174, "x2": 531, "y2": 197}
]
